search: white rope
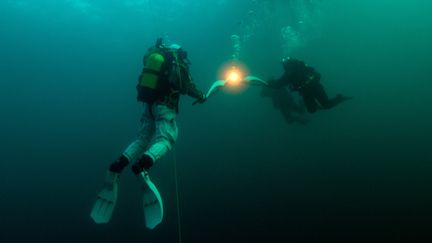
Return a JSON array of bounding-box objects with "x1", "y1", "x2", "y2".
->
[{"x1": 173, "y1": 148, "x2": 182, "y2": 243}]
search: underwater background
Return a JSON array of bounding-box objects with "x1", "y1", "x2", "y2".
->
[{"x1": 1, "y1": 0, "x2": 432, "y2": 242}]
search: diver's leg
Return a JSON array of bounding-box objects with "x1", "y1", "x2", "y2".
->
[
  {"x1": 92, "y1": 105, "x2": 155, "y2": 223},
  {"x1": 132, "y1": 104, "x2": 178, "y2": 174},
  {"x1": 302, "y1": 91, "x2": 318, "y2": 113},
  {"x1": 315, "y1": 83, "x2": 352, "y2": 109},
  {"x1": 110, "y1": 103, "x2": 155, "y2": 173},
  {"x1": 132, "y1": 104, "x2": 173, "y2": 229},
  {"x1": 314, "y1": 83, "x2": 333, "y2": 109}
]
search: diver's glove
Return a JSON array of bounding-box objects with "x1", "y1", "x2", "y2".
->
[
  {"x1": 267, "y1": 78, "x2": 278, "y2": 88},
  {"x1": 192, "y1": 93, "x2": 207, "y2": 105}
]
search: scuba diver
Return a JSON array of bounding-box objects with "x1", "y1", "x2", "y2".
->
[
  {"x1": 90, "y1": 38, "x2": 206, "y2": 229},
  {"x1": 261, "y1": 85, "x2": 308, "y2": 125},
  {"x1": 269, "y1": 57, "x2": 352, "y2": 113}
]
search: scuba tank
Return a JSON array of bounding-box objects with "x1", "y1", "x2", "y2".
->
[
  {"x1": 139, "y1": 52, "x2": 166, "y2": 90},
  {"x1": 138, "y1": 38, "x2": 168, "y2": 91},
  {"x1": 136, "y1": 38, "x2": 191, "y2": 106}
]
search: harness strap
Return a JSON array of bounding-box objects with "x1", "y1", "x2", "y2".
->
[{"x1": 143, "y1": 67, "x2": 163, "y2": 76}]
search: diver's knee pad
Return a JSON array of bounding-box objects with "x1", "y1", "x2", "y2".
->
[
  {"x1": 109, "y1": 155, "x2": 130, "y2": 173},
  {"x1": 131, "y1": 154, "x2": 154, "y2": 175}
]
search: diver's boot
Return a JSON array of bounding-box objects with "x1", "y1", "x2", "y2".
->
[
  {"x1": 90, "y1": 170, "x2": 120, "y2": 224},
  {"x1": 131, "y1": 154, "x2": 154, "y2": 175},
  {"x1": 109, "y1": 154, "x2": 130, "y2": 173}
]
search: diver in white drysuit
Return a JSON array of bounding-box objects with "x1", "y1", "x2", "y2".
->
[
  {"x1": 90, "y1": 38, "x2": 206, "y2": 227},
  {"x1": 110, "y1": 39, "x2": 206, "y2": 175}
]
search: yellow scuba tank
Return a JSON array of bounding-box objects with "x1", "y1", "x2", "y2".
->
[{"x1": 139, "y1": 51, "x2": 166, "y2": 90}]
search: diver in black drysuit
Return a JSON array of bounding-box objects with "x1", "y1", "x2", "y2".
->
[
  {"x1": 268, "y1": 57, "x2": 352, "y2": 113},
  {"x1": 261, "y1": 85, "x2": 308, "y2": 125}
]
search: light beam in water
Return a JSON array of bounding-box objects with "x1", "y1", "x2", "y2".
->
[{"x1": 225, "y1": 66, "x2": 243, "y2": 86}]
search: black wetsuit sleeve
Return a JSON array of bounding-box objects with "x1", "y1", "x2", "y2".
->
[
  {"x1": 179, "y1": 66, "x2": 205, "y2": 99},
  {"x1": 269, "y1": 73, "x2": 290, "y2": 89},
  {"x1": 184, "y1": 78, "x2": 205, "y2": 99}
]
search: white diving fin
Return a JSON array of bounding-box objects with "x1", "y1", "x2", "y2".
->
[
  {"x1": 139, "y1": 171, "x2": 164, "y2": 229},
  {"x1": 90, "y1": 171, "x2": 119, "y2": 224}
]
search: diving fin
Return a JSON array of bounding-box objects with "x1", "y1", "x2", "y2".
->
[
  {"x1": 90, "y1": 171, "x2": 119, "y2": 224},
  {"x1": 335, "y1": 94, "x2": 353, "y2": 103},
  {"x1": 139, "y1": 171, "x2": 164, "y2": 229}
]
